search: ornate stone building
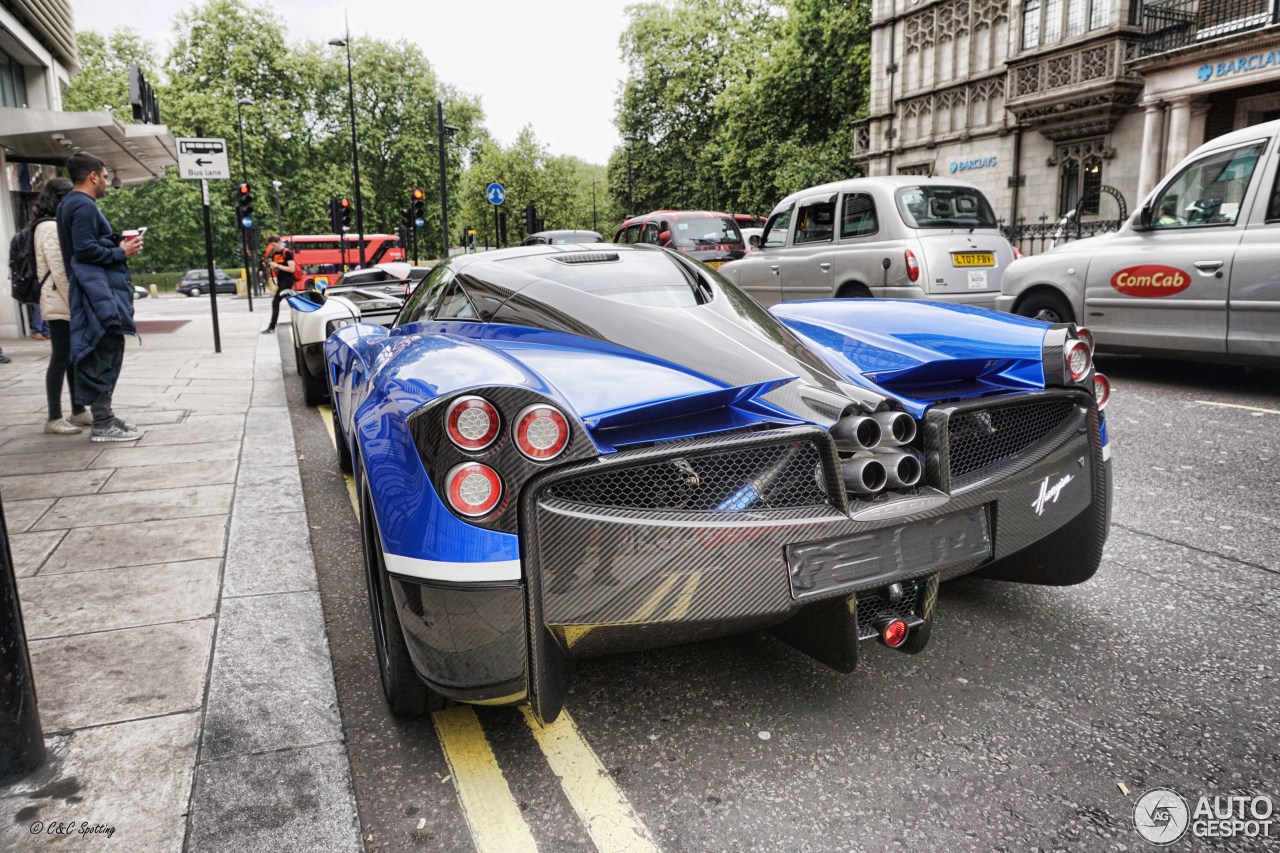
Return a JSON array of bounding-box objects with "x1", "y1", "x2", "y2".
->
[{"x1": 854, "y1": 0, "x2": 1280, "y2": 230}]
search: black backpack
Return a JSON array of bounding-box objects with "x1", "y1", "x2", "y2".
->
[{"x1": 8, "y1": 217, "x2": 54, "y2": 305}]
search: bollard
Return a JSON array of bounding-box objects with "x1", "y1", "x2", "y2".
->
[
  {"x1": 0, "y1": 498, "x2": 45, "y2": 784},
  {"x1": 150, "y1": 283, "x2": 158, "y2": 298}
]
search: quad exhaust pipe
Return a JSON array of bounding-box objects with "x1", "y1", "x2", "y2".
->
[
  {"x1": 840, "y1": 449, "x2": 922, "y2": 494},
  {"x1": 831, "y1": 411, "x2": 917, "y2": 451}
]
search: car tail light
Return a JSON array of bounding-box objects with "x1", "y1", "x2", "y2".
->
[
  {"x1": 445, "y1": 396, "x2": 501, "y2": 451},
  {"x1": 1064, "y1": 339, "x2": 1092, "y2": 382},
  {"x1": 1093, "y1": 373, "x2": 1111, "y2": 410},
  {"x1": 445, "y1": 463, "x2": 503, "y2": 517},
  {"x1": 904, "y1": 249, "x2": 920, "y2": 283},
  {"x1": 880, "y1": 619, "x2": 909, "y2": 648},
  {"x1": 514, "y1": 404, "x2": 569, "y2": 461},
  {"x1": 1075, "y1": 326, "x2": 1095, "y2": 356}
]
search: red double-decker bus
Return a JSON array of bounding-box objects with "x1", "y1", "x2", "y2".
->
[{"x1": 279, "y1": 234, "x2": 406, "y2": 290}]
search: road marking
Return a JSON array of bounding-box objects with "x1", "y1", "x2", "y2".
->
[
  {"x1": 1195, "y1": 400, "x2": 1280, "y2": 416},
  {"x1": 317, "y1": 404, "x2": 359, "y2": 512},
  {"x1": 520, "y1": 707, "x2": 661, "y2": 853},
  {"x1": 433, "y1": 706, "x2": 540, "y2": 853}
]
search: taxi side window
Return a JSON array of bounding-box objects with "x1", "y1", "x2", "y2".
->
[
  {"x1": 841, "y1": 193, "x2": 879, "y2": 238},
  {"x1": 641, "y1": 223, "x2": 661, "y2": 245},
  {"x1": 1267, "y1": 164, "x2": 1280, "y2": 222},
  {"x1": 794, "y1": 200, "x2": 835, "y2": 244},
  {"x1": 1152, "y1": 143, "x2": 1265, "y2": 229},
  {"x1": 763, "y1": 207, "x2": 793, "y2": 248},
  {"x1": 397, "y1": 265, "x2": 451, "y2": 326}
]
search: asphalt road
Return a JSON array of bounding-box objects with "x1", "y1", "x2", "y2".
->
[{"x1": 280, "y1": 329, "x2": 1280, "y2": 853}]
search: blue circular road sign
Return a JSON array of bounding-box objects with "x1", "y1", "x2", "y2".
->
[
  {"x1": 414, "y1": 217, "x2": 426, "y2": 228},
  {"x1": 486, "y1": 182, "x2": 506, "y2": 206},
  {"x1": 241, "y1": 216, "x2": 253, "y2": 228}
]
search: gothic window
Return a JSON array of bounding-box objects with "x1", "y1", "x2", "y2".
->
[
  {"x1": 1023, "y1": 0, "x2": 1104, "y2": 50},
  {"x1": 1056, "y1": 140, "x2": 1105, "y2": 217}
]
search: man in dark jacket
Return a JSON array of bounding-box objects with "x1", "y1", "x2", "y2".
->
[{"x1": 57, "y1": 152, "x2": 143, "y2": 442}]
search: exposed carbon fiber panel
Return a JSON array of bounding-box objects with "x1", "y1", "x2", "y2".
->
[{"x1": 545, "y1": 438, "x2": 831, "y2": 511}]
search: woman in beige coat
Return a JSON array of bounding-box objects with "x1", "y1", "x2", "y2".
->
[{"x1": 34, "y1": 178, "x2": 91, "y2": 434}]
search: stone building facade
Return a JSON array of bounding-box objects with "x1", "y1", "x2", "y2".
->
[{"x1": 854, "y1": 0, "x2": 1280, "y2": 232}]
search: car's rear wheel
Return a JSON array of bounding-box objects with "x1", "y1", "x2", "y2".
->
[
  {"x1": 300, "y1": 357, "x2": 326, "y2": 407},
  {"x1": 1016, "y1": 290, "x2": 1074, "y2": 324},
  {"x1": 837, "y1": 282, "x2": 872, "y2": 299},
  {"x1": 358, "y1": 463, "x2": 445, "y2": 716}
]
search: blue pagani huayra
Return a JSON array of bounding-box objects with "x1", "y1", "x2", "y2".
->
[{"x1": 325, "y1": 244, "x2": 1113, "y2": 721}]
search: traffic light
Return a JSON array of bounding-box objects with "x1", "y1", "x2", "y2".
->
[
  {"x1": 411, "y1": 188, "x2": 425, "y2": 225},
  {"x1": 401, "y1": 207, "x2": 413, "y2": 233},
  {"x1": 236, "y1": 183, "x2": 253, "y2": 226},
  {"x1": 326, "y1": 197, "x2": 341, "y2": 233},
  {"x1": 523, "y1": 201, "x2": 537, "y2": 235},
  {"x1": 337, "y1": 197, "x2": 352, "y2": 231}
]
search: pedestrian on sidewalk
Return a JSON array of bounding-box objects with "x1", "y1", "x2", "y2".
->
[
  {"x1": 57, "y1": 152, "x2": 144, "y2": 442},
  {"x1": 33, "y1": 177, "x2": 92, "y2": 435},
  {"x1": 0, "y1": 347, "x2": 9, "y2": 364},
  {"x1": 262, "y1": 236, "x2": 297, "y2": 334}
]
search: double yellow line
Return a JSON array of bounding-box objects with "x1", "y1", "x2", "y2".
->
[{"x1": 318, "y1": 406, "x2": 660, "y2": 852}]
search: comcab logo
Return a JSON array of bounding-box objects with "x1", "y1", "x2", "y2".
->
[{"x1": 1110, "y1": 265, "x2": 1191, "y2": 298}]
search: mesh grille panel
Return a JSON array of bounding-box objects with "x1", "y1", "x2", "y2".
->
[
  {"x1": 947, "y1": 399, "x2": 1077, "y2": 480},
  {"x1": 545, "y1": 440, "x2": 830, "y2": 511},
  {"x1": 856, "y1": 581, "x2": 922, "y2": 640}
]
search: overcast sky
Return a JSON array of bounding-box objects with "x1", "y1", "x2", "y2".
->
[{"x1": 69, "y1": 0, "x2": 636, "y2": 165}]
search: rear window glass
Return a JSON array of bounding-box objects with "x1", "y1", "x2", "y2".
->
[
  {"x1": 505, "y1": 250, "x2": 701, "y2": 307},
  {"x1": 896, "y1": 186, "x2": 998, "y2": 229},
  {"x1": 667, "y1": 215, "x2": 744, "y2": 248}
]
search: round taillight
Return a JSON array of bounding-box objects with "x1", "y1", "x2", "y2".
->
[
  {"x1": 1064, "y1": 339, "x2": 1092, "y2": 382},
  {"x1": 514, "y1": 404, "x2": 570, "y2": 461},
  {"x1": 1093, "y1": 373, "x2": 1111, "y2": 410},
  {"x1": 881, "y1": 619, "x2": 909, "y2": 648},
  {"x1": 445, "y1": 395, "x2": 500, "y2": 451},
  {"x1": 445, "y1": 463, "x2": 503, "y2": 517},
  {"x1": 904, "y1": 249, "x2": 920, "y2": 283},
  {"x1": 1075, "y1": 326, "x2": 1095, "y2": 356}
]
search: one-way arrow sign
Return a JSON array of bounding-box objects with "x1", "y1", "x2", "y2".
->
[{"x1": 176, "y1": 137, "x2": 230, "y2": 181}]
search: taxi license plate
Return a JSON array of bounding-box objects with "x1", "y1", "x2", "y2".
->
[
  {"x1": 704, "y1": 261, "x2": 724, "y2": 270},
  {"x1": 952, "y1": 252, "x2": 995, "y2": 267}
]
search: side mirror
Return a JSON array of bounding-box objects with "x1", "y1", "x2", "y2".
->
[
  {"x1": 1133, "y1": 206, "x2": 1152, "y2": 231},
  {"x1": 749, "y1": 234, "x2": 762, "y2": 248}
]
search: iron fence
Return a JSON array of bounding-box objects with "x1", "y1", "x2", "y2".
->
[
  {"x1": 1140, "y1": 0, "x2": 1278, "y2": 56},
  {"x1": 1001, "y1": 219, "x2": 1124, "y2": 256}
]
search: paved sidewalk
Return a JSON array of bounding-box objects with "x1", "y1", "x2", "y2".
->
[{"x1": 0, "y1": 298, "x2": 361, "y2": 852}]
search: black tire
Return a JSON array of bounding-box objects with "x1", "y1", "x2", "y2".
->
[
  {"x1": 1015, "y1": 289, "x2": 1075, "y2": 324},
  {"x1": 358, "y1": 463, "x2": 445, "y2": 716},
  {"x1": 184, "y1": 288, "x2": 196, "y2": 297},
  {"x1": 837, "y1": 282, "x2": 873, "y2": 299},
  {"x1": 331, "y1": 396, "x2": 353, "y2": 474},
  {"x1": 300, "y1": 358, "x2": 326, "y2": 406}
]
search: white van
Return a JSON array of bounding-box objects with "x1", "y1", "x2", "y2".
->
[{"x1": 997, "y1": 119, "x2": 1280, "y2": 363}]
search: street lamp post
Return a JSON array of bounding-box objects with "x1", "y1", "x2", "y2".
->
[
  {"x1": 271, "y1": 179, "x2": 283, "y2": 234},
  {"x1": 592, "y1": 179, "x2": 601, "y2": 233},
  {"x1": 235, "y1": 96, "x2": 256, "y2": 308},
  {"x1": 329, "y1": 31, "x2": 366, "y2": 267},
  {"x1": 623, "y1": 134, "x2": 637, "y2": 216},
  {"x1": 436, "y1": 100, "x2": 458, "y2": 260}
]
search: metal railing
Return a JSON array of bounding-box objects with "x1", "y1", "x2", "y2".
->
[
  {"x1": 1140, "y1": 0, "x2": 1279, "y2": 56},
  {"x1": 1001, "y1": 219, "x2": 1124, "y2": 256}
]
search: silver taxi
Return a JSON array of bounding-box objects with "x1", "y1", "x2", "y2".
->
[
  {"x1": 997, "y1": 119, "x2": 1280, "y2": 363},
  {"x1": 718, "y1": 177, "x2": 1016, "y2": 308}
]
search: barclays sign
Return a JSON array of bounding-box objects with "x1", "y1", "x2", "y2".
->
[
  {"x1": 949, "y1": 155, "x2": 998, "y2": 173},
  {"x1": 1198, "y1": 48, "x2": 1280, "y2": 82}
]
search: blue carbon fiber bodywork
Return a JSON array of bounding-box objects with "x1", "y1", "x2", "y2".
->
[{"x1": 326, "y1": 294, "x2": 1055, "y2": 570}]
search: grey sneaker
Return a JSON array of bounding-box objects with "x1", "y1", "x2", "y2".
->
[
  {"x1": 113, "y1": 417, "x2": 138, "y2": 432},
  {"x1": 69, "y1": 411, "x2": 93, "y2": 426},
  {"x1": 91, "y1": 421, "x2": 142, "y2": 442},
  {"x1": 45, "y1": 418, "x2": 82, "y2": 435},
  {"x1": 0, "y1": 351, "x2": 10, "y2": 364}
]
